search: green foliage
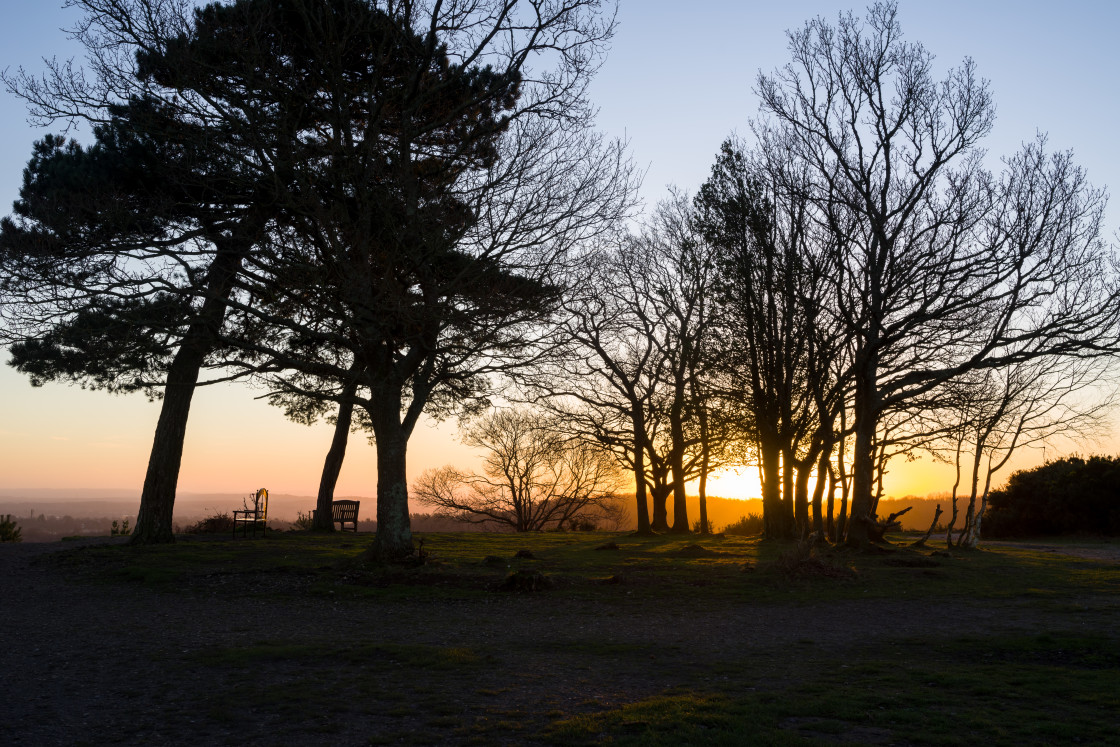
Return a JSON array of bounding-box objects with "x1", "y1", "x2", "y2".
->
[
  {"x1": 985, "y1": 455, "x2": 1120, "y2": 537},
  {"x1": 8, "y1": 295, "x2": 186, "y2": 395},
  {"x1": 0, "y1": 514, "x2": 23, "y2": 542},
  {"x1": 110, "y1": 518, "x2": 132, "y2": 536}
]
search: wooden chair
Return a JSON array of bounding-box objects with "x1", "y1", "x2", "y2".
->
[{"x1": 232, "y1": 488, "x2": 268, "y2": 538}]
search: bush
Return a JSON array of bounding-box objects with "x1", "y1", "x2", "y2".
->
[
  {"x1": 984, "y1": 455, "x2": 1120, "y2": 537},
  {"x1": 110, "y1": 518, "x2": 132, "y2": 536},
  {"x1": 723, "y1": 513, "x2": 765, "y2": 536},
  {"x1": 770, "y1": 541, "x2": 855, "y2": 580},
  {"x1": 292, "y1": 511, "x2": 314, "y2": 530},
  {"x1": 183, "y1": 511, "x2": 235, "y2": 535},
  {"x1": 0, "y1": 514, "x2": 23, "y2": 543}
]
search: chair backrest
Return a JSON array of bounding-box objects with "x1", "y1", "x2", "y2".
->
[{"x1": 255, "y1": 488, "x2": 268, "y2": 520}]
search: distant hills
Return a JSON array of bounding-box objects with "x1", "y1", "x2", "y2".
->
[
  {"x1": 0, "y1": 488, "x2": 953, "y2": 534},
  {"x1": 0, "y1": 490, "x2": 367, "y2": 523}
]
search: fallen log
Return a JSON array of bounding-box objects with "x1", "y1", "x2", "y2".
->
[
  {"x1": 910, "y1": 504, "x2": 943, "y2": 548},
  {"x1": 861, "y1": 506, "x2": 913, "y2": 543}
]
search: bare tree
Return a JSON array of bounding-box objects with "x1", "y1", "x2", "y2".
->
[
  {"x1": 695, "y1": 139, "x2": 852, "y2": 540},
  {"x1": 413, "y1": 408, "x2": 623, "y2": 531},
  {"x1": 934, "y1": 357, "x2": 1117, "y2": 548},
  {"x1": 755, "y1": 2, "x2": 1120, "y2": 544},
  {"x1": 525, "y1": 192, "x2": 727, "y2": 534}
]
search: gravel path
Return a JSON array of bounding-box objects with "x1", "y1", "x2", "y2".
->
[{"x1": 2, "y1": 538, "x2": 1116, "y2": 745}]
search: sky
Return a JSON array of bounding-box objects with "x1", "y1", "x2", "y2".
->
[{"x1": 1, "y1": 1, "x2": 1118, "y2": 502}]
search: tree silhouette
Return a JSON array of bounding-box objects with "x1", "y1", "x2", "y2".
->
[{"x1": 754, "y1": 2, "x2": 1120, "y2": 544}]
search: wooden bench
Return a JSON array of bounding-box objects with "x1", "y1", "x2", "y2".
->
[
  {"x1": 313, "y1": 499, "x2": 360, "y2": 532},
  {"x1": 232, "y1": 488, "x2": 268, "y2": 538},
  {"x1": 332, "y1": 500, "x2": 360, "y2": 532}
]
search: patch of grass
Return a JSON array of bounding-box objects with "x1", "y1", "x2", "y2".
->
[
  {"x1": 547, "y1": 692, "x2": 778, "y2": 746},
  {"x1": 41, "y1": 530, "x2": 1120, "y2": 605},
  {"x1": 548, "y1": 634, "x2": 1120, "y2": 746}
]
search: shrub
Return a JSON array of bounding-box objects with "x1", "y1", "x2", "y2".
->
[
  {"x1": 0, "y1": 514, "x2": 23, "y2": 543},
  {"x1": 110, "y1": 518, "x2": 132, "y2": 536},
  {"x1": 292, "y1": 511, "x2": 314, "y2": 530},
  {"x1": 723, "y1": 513, "x2": 765, "y2": 536},
  {"x1": 984, "y1": 455, "x2": 1120, "y2": 537},
  {"x1": 183, "y1": 511, "x2": 235, "y2": 534}
]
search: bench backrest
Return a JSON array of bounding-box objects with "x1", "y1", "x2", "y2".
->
[{"x1": 332, "y1": 500, "x2": 359, "y2": 521}]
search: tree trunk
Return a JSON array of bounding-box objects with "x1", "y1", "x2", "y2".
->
[
  {"x1": 760, "y1": 433, "x2": 787, "y2": 539},
  {"x1": 131, "y1": 238, "x2": 248, "y2": 545},
  {"x1": 958, "y1": 445, "x2": 985, "y2": 548},
  {"x1": 811, "y1": 446, "x2": 830, "y2": 537},
  {"x1": 793, "y1": 458, "x2": 812, "y2": 540},
  {"x1": 961, "y1": 489, "x2": 989, "y2": 549},
  {"x1": 846, "y1": 358, "x2": 879, "y2": 546},
  {"x1": 131, "y1": 355, "x2": 202, "y2": 544},
  {"x1": 698, "y1": 462, "x2": 710, "y2": 535},
  {"x1": 963, "y1": 464, "x2": 997, "y2": 549},
  {"x1": 632, "y1": 406, "x2": 652, "y2": 534},
  {"x1": 366, "y1": 392, "x2": 414, "y2": 560},
  {"x1": 650, "y1": 483, "x2": 671, "y2": 533},
  {"x1": 825, "y1": 463, "x2": 837, "y2": 542},
  {"x1": 313, "y1": 389, "x2": 357, "y2": 532},
  {"x1": 782, "y1": 449, "x2": 795, "y2": 534},
  {"x1": 872, "y1": 438, "x2": 887, "y2": 519},
  {"x1": 945, "y1": 436, "x2": 965, "y2": 547},
  {"x1": 668, "y1": 393, "x2": 690, "y2": 534}
]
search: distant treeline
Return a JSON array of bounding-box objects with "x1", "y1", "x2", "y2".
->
[
  {"x1": 4, "y1": 513, "x2": 130, "y2": 543},
  {"x1": 4, "y1": 510, "x2": 500, "y2": 542},
  {"x1": 5, "y1": 495, "x2": 956, "y2": 542}
]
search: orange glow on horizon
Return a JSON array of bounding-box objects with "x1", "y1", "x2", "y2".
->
[{"x1": 0, "y1": 366, "x2": 1097, "y2": 502}]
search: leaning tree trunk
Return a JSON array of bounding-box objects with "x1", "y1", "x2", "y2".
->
[
  {"x1": 966, "y1": 467, "x2": 998, "y2": 549},
  {"x1": 944, "y1": 436, "x2": 965, "y2": 547},
  {"x1": 313, "y1": 390, "x2": 357, "y2": 532},
  {"x1": 957, "y1": 445, "x2": 984, "y2": 547},
  {"x1": 131, "y1": 351, "x2": 206, "y2": 545},
  {"x1": 960, "y1": 489, "x2": 990, "y2": 549},
  {"x1": 131, "y1": 239, "x2": 248, "y2": 545}
]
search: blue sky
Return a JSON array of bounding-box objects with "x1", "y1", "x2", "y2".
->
[{"x1": 1, "y1": 1, "x2": 1117, "y2": 498}]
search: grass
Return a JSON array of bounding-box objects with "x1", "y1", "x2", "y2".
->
[
  {"x1": 546, "y1": 633, "x2": 1120, "y2": 745},
  {"x1": 30, "y1": 530, "x2": 1120, "y2": 744},
  {"x1": 45, "y1": 529, "x2": 1119, "y2": 603}
]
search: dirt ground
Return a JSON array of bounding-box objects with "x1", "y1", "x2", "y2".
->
[{"x1": 1, "y1": 537, "x2": 1116, "y2": 745}]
